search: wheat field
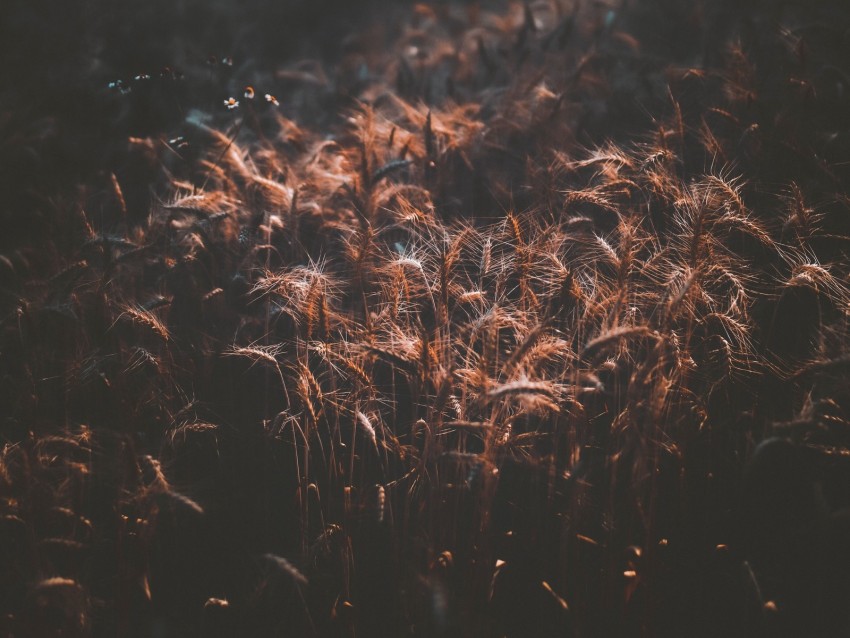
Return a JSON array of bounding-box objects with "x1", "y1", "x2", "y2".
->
[{"x1": 1, "y1": 1, "x2": 850, "y2": 636}]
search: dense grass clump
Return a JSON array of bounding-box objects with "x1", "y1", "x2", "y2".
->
[{"x1": 2, "y1": 1, "x2": 850, "y2": 636}]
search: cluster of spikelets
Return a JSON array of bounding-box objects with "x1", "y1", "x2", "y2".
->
[{"x1": 2, "y1": 0, "x2": 850, "y2": 636}]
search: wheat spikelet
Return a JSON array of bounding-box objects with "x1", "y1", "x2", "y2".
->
[
  {"x1": 224, "y1": 344, "x2": 283, "y2": 368},
  {"x1": 582, "y1": 326, "x2": 656, "y2": 359},
  {"x1": 262, "y1": 553, "x2": 309, "y2": 586},
  {"x1": 487, "y1": 378, "x2": 560, "y2": 401},
  {"x1": 114, "y1": 305, "x2": 170, "y2": 342}
]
